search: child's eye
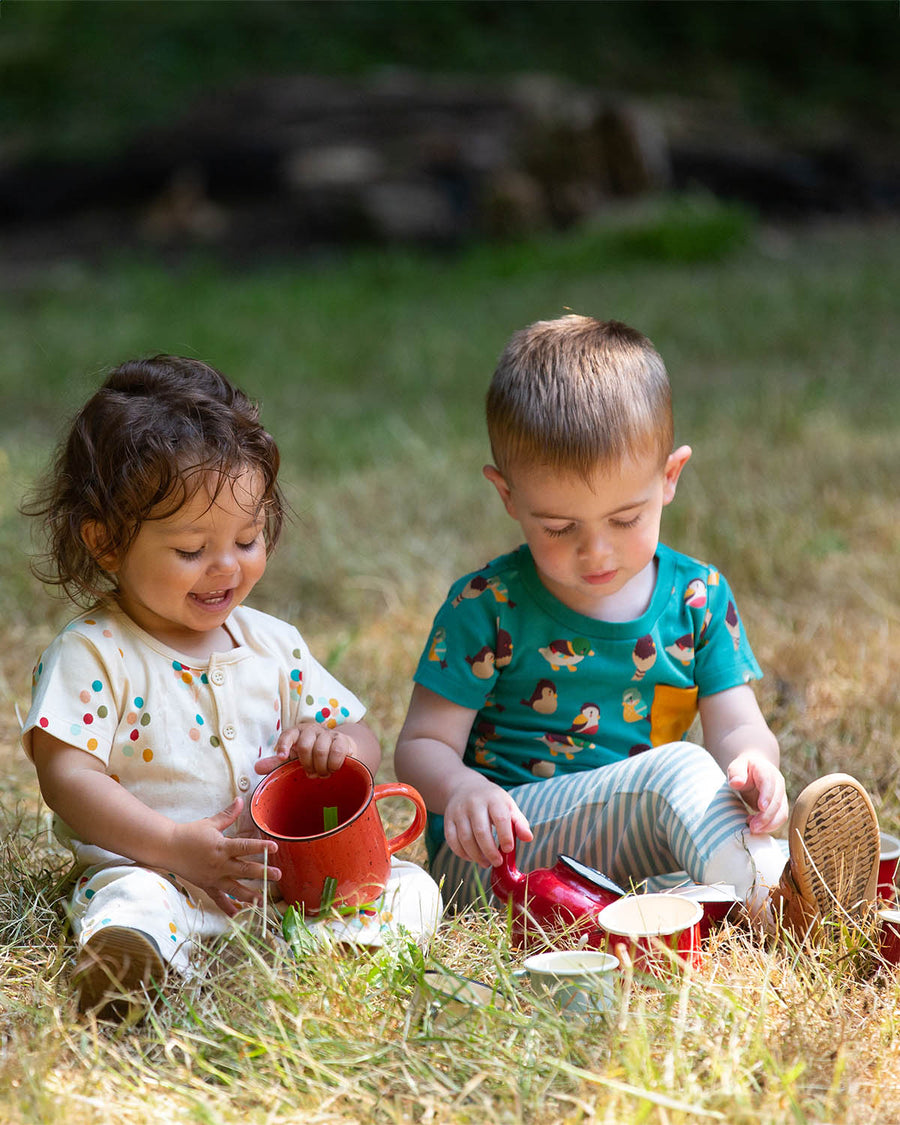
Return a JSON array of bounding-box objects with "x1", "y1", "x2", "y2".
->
[
  {"x1": 544, "y1": 524, "x2": 575, "y2": 539},
  {"x1": 175, "y1": 547, "x2": 204, "y2": 560},
  {"x1": 237, "y1": 538, "x2": 260, "y2": 551},
  {"x1": 611, "y1": 514, "x2": 642, "y2": 530}
]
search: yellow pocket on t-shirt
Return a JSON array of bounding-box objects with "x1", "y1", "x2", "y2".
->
[{"x1": 649, "y1": 684, "x2": 700, "y2": 747}]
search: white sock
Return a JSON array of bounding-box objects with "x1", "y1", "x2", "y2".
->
[{"x1": 704, "y1": 832, "x2": 787, "y2": 920}]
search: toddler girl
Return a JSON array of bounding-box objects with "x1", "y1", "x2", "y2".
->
[{"x1": 21, "y1": 355, "x2": 441, "y2": 1017}]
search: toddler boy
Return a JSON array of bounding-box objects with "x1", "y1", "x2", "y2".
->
[{"x1": 395, "y1": 315, "x2": 879, "y2": 935}]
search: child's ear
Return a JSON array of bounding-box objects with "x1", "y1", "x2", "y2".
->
[
  {"x1": 482, "y1": 465, "x2": 516, "y2": 518},
  {"x1": 662, "y1": 445, "x2": 692, "y2": 505},
  {"x1": 81, "y1": 520, "x2": 119, "y2": 573}
]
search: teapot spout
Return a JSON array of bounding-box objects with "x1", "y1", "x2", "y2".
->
[{"x1": 490, "y1": 844, "x2": 525, "y2": 899}]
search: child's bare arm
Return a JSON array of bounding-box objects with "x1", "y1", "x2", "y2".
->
[
  {"x1": 699, "y1": 684, "x2": 787, "y2": 834},
  {"x1": 31, "y1": 729, "x2": 280, "y2": 915},
  {"x1": 258, "y1": 719, "x2": 381, "y2": 778},
  {"x1": 394, "y1": 684, "x2": 532, "y2": 866}
]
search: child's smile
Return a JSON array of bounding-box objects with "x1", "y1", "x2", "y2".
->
[
  {"x1": 190, "y1": 588, "x2": 235, "y2": 609},
  {"x1": 107, "y1": 469, "x2": 268, "y2": 656}
]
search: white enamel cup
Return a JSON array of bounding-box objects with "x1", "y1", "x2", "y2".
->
[{"x1": 522, "y1": 949, "x2": 619, "y2": 1016}]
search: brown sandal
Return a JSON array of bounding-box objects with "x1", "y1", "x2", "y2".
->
[
  {"x1": 73, "y1": 926, "x2": 166, "y2": 1019},
  {"x1": 773, "y1": 773, "x2": 879, "y2": 939}
]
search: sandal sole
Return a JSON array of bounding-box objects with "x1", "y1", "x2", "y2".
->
[
  {"x1": 74, "y1": 926, "x2": 166, "y2": 1015},
  {"x1": 788, "y1": 773, "x2": 879, "y2": 917}
]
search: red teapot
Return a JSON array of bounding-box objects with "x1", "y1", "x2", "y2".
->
[{"x1": 490, "y1": 843, "x2": 625, "y2": 948}]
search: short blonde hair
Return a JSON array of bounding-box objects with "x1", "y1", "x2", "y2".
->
[{"x1": 486, "y1": 315, "x2": 673, "y2": 478}]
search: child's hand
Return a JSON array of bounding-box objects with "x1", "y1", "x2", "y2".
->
[
  {"x1": 727, "y1": 751, "x2": 788, "y2": 835},
  {"x1": 444, "y1": 776, "x2": 533, "y2": 867},
  {"x1": 256, "y1": 721, "x2": 358, "y2": 779},
  {"x1": 171, "y1": 797, "x2": 281, "y2": 917}
]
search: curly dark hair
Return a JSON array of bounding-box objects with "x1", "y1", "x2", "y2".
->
[{"x1": 23, "y1": 355, "x2": 284, "y2": 606}]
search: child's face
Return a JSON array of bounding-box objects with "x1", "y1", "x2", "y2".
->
[
  {"x1": 485, "y1": 446, "x2": 690, "y2": 618},
  {"x1": 102, "y1": 468, "x2": 268, "y2": 654}
]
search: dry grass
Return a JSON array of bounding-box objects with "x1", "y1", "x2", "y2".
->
[
  {"x1": 1, "y1": 217, "x2": 899, "y2": 1122},
  {"x1": 5, "y1": 869, "x2": 900, "y2": 1124}
]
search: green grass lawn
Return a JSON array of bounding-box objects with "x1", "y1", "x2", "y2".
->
[{"x1": 2, "y1": 207, "x2": 899, "y2": 1123}]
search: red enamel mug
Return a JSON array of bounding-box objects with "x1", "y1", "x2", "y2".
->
[
  {"x1": 667, "y1": 883, "x2": 740, "y2": 939},
  {"x1": 879, "y1": 833, "x2": 900, "y2": 903},
  {"x1": 250, "y1": 757, "x2": 426, "y2": 915},
  {"x1": 879, "y1": 907, "x2": 900, "y2": 967},
  {"x1": 596, "y1": 893, "x2": 703, "y2": 973}
]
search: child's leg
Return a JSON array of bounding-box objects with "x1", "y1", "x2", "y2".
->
[
  {"x1": 70, "y1": 862, "x2": 234, "y2": 982},
  {"x1": 432, "y1": 742, "x2": 783, "y2": 908}
]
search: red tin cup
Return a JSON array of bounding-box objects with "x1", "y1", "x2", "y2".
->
[
  {"x1": 878, "y1": 907, "x2": 900, "y2": 966},
  {"x1": 596, "y1": 894, "x2": 703, "y2": 973},
  {"x1": 666, "y1": 883, "x2": 740, "y2": 939},
  {"x1": 878, "y1": 833, "x2": 900, "y2": 903},
  {"x1": 250, "y1": 757, "x2": 426, "y2": 914}
]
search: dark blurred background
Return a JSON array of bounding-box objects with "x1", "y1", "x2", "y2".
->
[{"x1": 2, "y1": 0, "x2": 899, "y2": 270}]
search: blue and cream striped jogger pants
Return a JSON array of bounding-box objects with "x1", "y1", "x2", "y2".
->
[{"x1": 430, "y1": 742, "x2": 786, "y2": 909}]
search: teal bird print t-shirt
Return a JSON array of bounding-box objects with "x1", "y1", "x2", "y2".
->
[{"x1": 413, "y1": 543, "x2": 762, "y2": 856}]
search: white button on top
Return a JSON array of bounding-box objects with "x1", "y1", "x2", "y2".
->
[
  {"x1": 210, "y1": 668, "x2": 225, "y2": 686},
  {"x1": 238, "y1": 775, "x2": 250, "y2": 791},
  {"x1": 222, "y1": 724, "x2": 236, "y2": 740}
]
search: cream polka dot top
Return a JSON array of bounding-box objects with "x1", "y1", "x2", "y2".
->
[{"x1": 22, "y1": 601, "x2": 365, "y2": 868}]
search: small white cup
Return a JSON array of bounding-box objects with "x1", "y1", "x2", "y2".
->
[{"x1": 522, "y1": 950, "x2": 619, "y2": 1016}]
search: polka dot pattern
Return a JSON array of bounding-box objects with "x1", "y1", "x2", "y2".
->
[
  {"x1": 121, "y1": 695, "x2": 153, "y2": 762},
  {"x1": 38, "y1": 675, "x2": 114, "y2": 754},
  {"x1": 25, "y1": 605, "x2": 365, "y2": 877},
  {"x1": 309, "y1": 695, "x2": 352, "y2": 730}
]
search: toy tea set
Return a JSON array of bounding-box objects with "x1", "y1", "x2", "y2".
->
[
  {"x1": 490, "y1": 845, "x2": 719, "y2": 969},
  {"x1": 251, "y1": 756, "x2": 711, "y2": 965},
  {"x1": 250, "y1": 759, "x2": 900, "y2": 1016}
]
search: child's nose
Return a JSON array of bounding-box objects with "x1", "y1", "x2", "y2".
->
[
  {"x1": 578, "y1": 530, "x2": 612, "y2": 563},
  {"x1": 207, "y1": 549, "x2": 239, "y2": 577}
]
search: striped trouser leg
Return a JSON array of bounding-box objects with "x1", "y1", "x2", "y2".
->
[{"x1": 431, "y1": 742, "x2": 756, "y2": 908}]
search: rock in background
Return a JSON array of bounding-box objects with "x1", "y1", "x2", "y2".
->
[{"x1": 0, "y1": 71, "x2": 896, "y2": 267}]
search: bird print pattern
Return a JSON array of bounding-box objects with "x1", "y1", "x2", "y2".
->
[{"x1": 414, "y1": 544, "x2": 762, "y2": 791}]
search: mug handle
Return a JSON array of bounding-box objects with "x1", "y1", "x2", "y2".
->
[
  {"x1": 612, "y1": 941, "x2": 633, "y2": 973},
  {"x1": 374, "y1": 782, "x2": 428, "y2": 854}
]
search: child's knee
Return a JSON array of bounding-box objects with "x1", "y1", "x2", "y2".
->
[
  {"x1": 644, "y1": 741, "x2": 725, "y2": 790},
  {"x1": 668, "y1": 740, "x2": 720, "y2": 770}
]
